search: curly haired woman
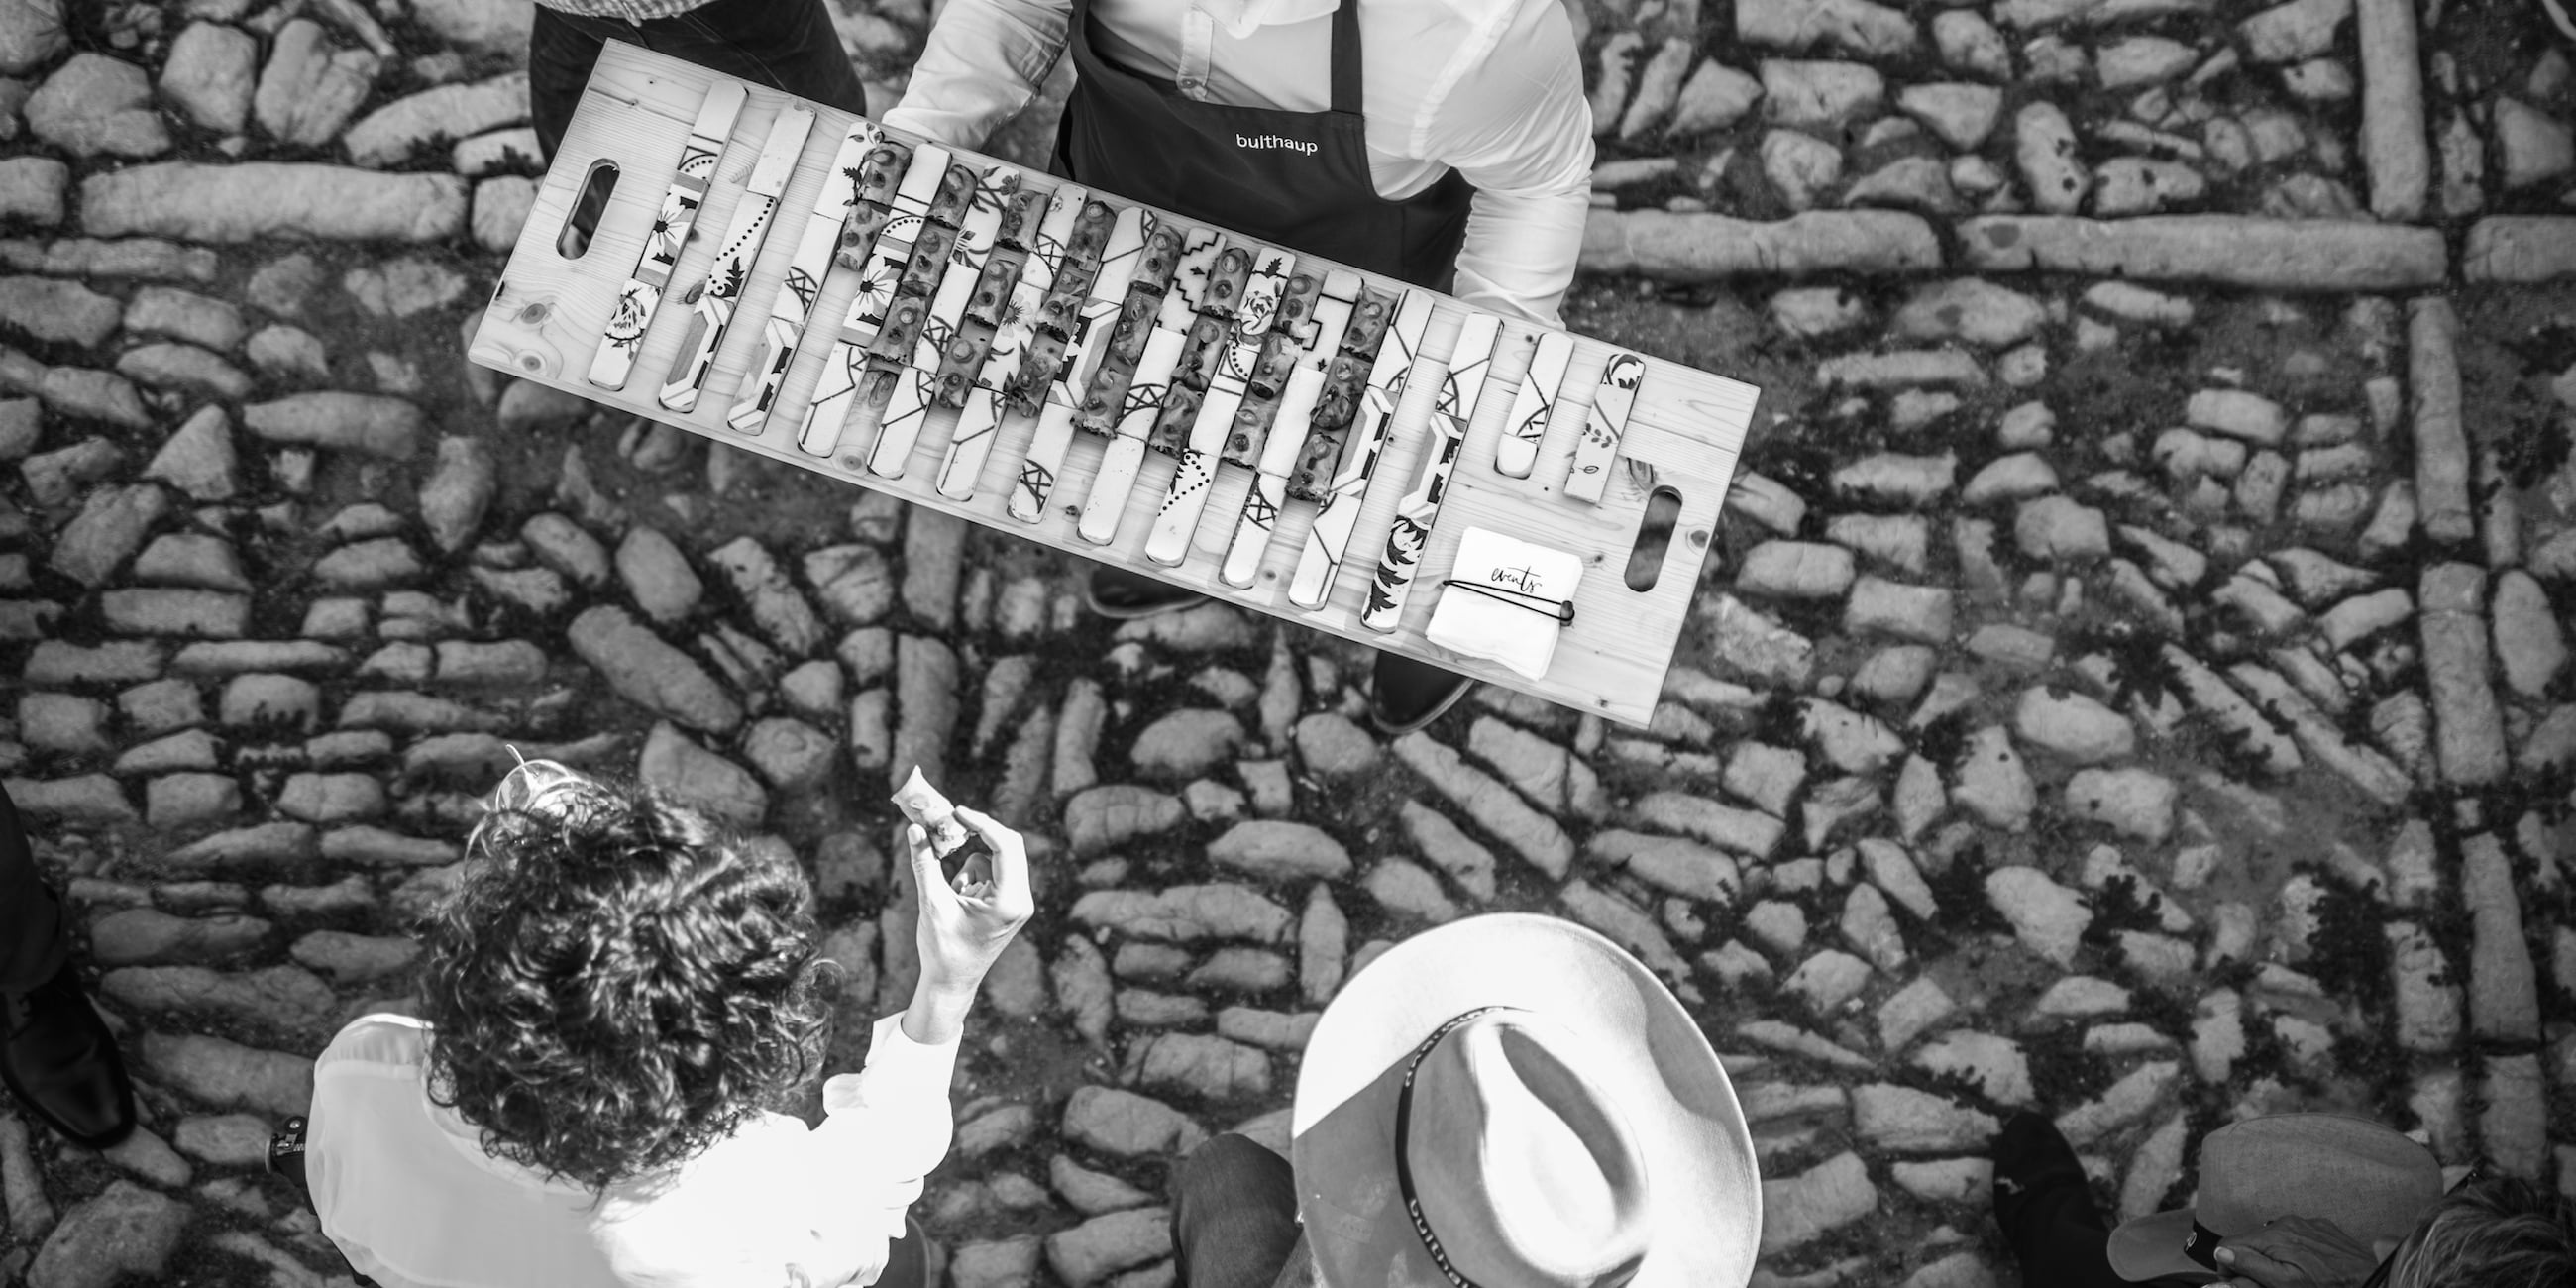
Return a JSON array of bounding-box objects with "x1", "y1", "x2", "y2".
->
[{"x1": 304, "y1": 759, "x2": 1032, "y2": 1288}]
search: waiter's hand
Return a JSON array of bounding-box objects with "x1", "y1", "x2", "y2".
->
[
  {"x1": 909, "y1": 806, "x2": 1033, "y2": 1008},
  {"x1": 2214, "y1": 1216, "x2": 2376, "y2": 1288}
]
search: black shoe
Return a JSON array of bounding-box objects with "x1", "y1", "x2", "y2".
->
[
  {"x1": 2, "y1": 960, "x2": 137, "y2": 1147},
  {"x1": 1367, "y1": 654, "x2": 1474, "y2": 737},
  {"x1": 1992, "y1": 1111, "x2": 2093, "y2": 1261},
  {"x1": 1085, "y1": 568, "x2": 1208, "y2": 621}
]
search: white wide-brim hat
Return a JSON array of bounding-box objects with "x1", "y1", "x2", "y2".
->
[{"x1": 1290, "y1": 913, "x2": 1762, "y2": 1288}]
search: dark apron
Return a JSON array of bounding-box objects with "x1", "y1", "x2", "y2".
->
[{"x1": 1052, "y1": 0, "x2": 1475, "y2": 289}]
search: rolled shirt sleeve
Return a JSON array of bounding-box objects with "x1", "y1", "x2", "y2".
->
[
  {"x1": 817, "y1": 1010, "x2": 963, "y2": 1157},
  {"x1": 799, "y1": 1011, "x2": 965, "y2": 1274},
  {"x1": 882, "y1": 0, "x2": 1074, "y2": 150},
  {"x1": 1414, "y1": 0, "x2": 1594, "y2": 326}
]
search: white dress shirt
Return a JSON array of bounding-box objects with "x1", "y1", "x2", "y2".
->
[
  {"x1": 307, "y1": 1011, "x2": 958, "y2": 1288},
  {"x1": 882, "y1": 0, "x2": 1595, "y2": 324}
]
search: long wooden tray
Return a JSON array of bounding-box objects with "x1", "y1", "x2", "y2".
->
[{"x1": 468, "y1": 43, "x2": 1759, "y2": 728}]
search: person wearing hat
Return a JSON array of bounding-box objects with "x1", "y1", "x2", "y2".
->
[
  {"x1": 881, "y1": 0, "x2": 1593, "y2": 737},
  {"x1": 1991, "y1": 1111, "x2": 2576, "y2": 1288},
  {"x1": 1155, "y1": 912, "x2": 1765, "y2": 1288}
]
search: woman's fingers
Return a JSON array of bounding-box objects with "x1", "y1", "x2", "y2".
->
[
  {"x1": 907, "y1": 824, "x2": 958, "y2": 912},
  {"x1": 952, "y1": 804, "x2": 1010, "y2": 845},
  {"x1": 951, "y1": 806, "x2": 1029, "y2": 908}
]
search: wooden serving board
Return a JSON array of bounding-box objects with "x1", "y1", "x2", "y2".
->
[{"x1": 469, "y1": 43, "x2": 1759, "y2": 728}]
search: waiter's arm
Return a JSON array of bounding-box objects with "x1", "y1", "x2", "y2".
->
[
  {"x1": 1419, "y1": 0, "x2": 1594, "y2": 326},
  {"x1": 880, "y1": 0, "x2": 1073, "y2": 150}
]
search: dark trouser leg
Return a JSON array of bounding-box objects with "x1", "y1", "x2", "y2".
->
[
  {"x1": 1082, "y1": 570, "x2": 1467, "y2": 729},
  {"x1": 1088, "y1": 564, "x2": 1206, "y2": 617},
  {"x1": 1170, "y1": 1134, "x2": 1300, "y2": 1288},
  {"x1": 647, "y1": 0, "x2": 867, "y2": 117},
  {"x1": 529, "y1": 0, "x2": 866, "y2": 165},
  {"x1": 1996, "y1": 1114, "x2": 2134, "y2": 1288},
  {"x1": 876, "y1": 1215, "x2": 927, "y2": 1288},
  {"x1": 0, "y1": 787, "x2": 67, "y2": 996},
  {"x1": 526, "y1": 4, "x2": 612, "y2": 163},
  {"x1": 1368, "y1": 650, "x2": 1469, "y2": 732},
  {"x1": 2006, "y1": 1185, "x2": 2134, "y2": 1288},
  {"x1": 1372, "y1": 653, "x2": 1464, "y2": 702}
]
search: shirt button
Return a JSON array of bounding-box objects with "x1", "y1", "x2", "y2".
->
[{"x1": 1179, "y1": 77, "x2": 1199, "y2": 90}]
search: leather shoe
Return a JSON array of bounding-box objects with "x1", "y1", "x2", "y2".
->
[
  {"x1": 1085, "y1": 568, "x2": 1207, "y2": 621},
  {"x1": 2, "y1": 960, "x2": 137, "y2": 1147},
  {"x1": 1367, "y1": 654, "x2": 1474, "y2": 737}
]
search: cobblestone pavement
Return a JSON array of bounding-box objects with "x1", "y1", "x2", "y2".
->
[{"x1": 2, "y1": 0, "x2": 2574, "y2": 1282}]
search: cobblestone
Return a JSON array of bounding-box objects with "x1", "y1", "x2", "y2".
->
[
  {"x1": 1761, "y1": 1152, "x2": 1878, "y2": 1253},
  {"x1": 1206, "y1": 819, "x2": 1349, "y2": 881},
  {"x1": 0, "y1": 5, "x2": 2565, "y2": 1282},
  {"x1": 568, "y1": 606, "x2": 742, "y2": 735}
]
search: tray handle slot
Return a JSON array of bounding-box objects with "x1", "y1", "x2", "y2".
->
[
  {"x1": 1623, "y1": 484, "x2": 1683, "y2": 592},
  {"x1": 555, "y1": 159, "x2": 622, "y2": 260}
]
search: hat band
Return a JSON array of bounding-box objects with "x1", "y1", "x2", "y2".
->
[
  {"x1": 1393, "y1": 1006, "x2": 1522, "y2": 1288},
  {"x1": 2183, "y1": 1220, "x2": 2225, "y2": 1273}
]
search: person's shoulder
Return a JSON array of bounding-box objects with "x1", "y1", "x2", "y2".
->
[
  {"x1": 318, "y1": 1013, "x2": 434, "y2": 1071},
  {"x1": 589, "y1": 1113, "x2": 814, "y2": 1233}
]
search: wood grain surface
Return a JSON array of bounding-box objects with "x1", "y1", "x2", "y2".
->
[{"x1": 469, "y1": 43, "x2": 1760, "y2": 728}]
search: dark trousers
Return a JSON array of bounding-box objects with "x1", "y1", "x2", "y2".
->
[
  {"x1": 2011, "y1": 1182, "x2": 2200, "y2": 1288},
  {"x1": 527, "y1": 0, "x2": 870, "y2": 162},
  {"x1": 0, "y1": 787, "x2": 67, "y2": 995},
  {"x1": 1170, "y1": 1135, "x2": 1301, "y2": 1288},
  {"x1": 1090, "y1": 568, "x2": 1462, "y2": 704},
  {"x1": 880, "y1": 1216, "x2": 927, "y2": 1288}
]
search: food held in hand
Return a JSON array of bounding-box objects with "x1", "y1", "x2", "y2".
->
[{"x1": 890, "y1": 767, "x2": 977, "y2": 858}]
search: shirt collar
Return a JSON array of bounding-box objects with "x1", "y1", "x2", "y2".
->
[{"x1": 1196, "y1": 0, "x2": 1341, "y2": 40}]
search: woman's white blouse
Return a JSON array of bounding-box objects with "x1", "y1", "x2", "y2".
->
[{"x1": 306, "y1": 1011, "x2": 959, "y2": 1288}]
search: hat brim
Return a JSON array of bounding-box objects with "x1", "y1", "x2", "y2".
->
[
  {"x1": 2107, "y1": 1209, "x2": 2223, "y2": 1284},
  {"x1": 1291, "y1": 914, "x2": 1762, "y2": 1288}
]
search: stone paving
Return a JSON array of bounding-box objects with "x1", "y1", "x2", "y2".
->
[{"x1": 1, "y1": 0, "x2": 2573, "y2": 1284}]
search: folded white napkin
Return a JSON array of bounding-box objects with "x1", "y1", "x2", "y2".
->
[{"x1": 1426, "y1": 527, "x2": 1583, "y2": 680}]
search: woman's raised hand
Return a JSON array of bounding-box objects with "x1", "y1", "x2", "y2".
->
[{"x1": 907, "y1": 806, "x2": 1033, "y2": 1013}]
